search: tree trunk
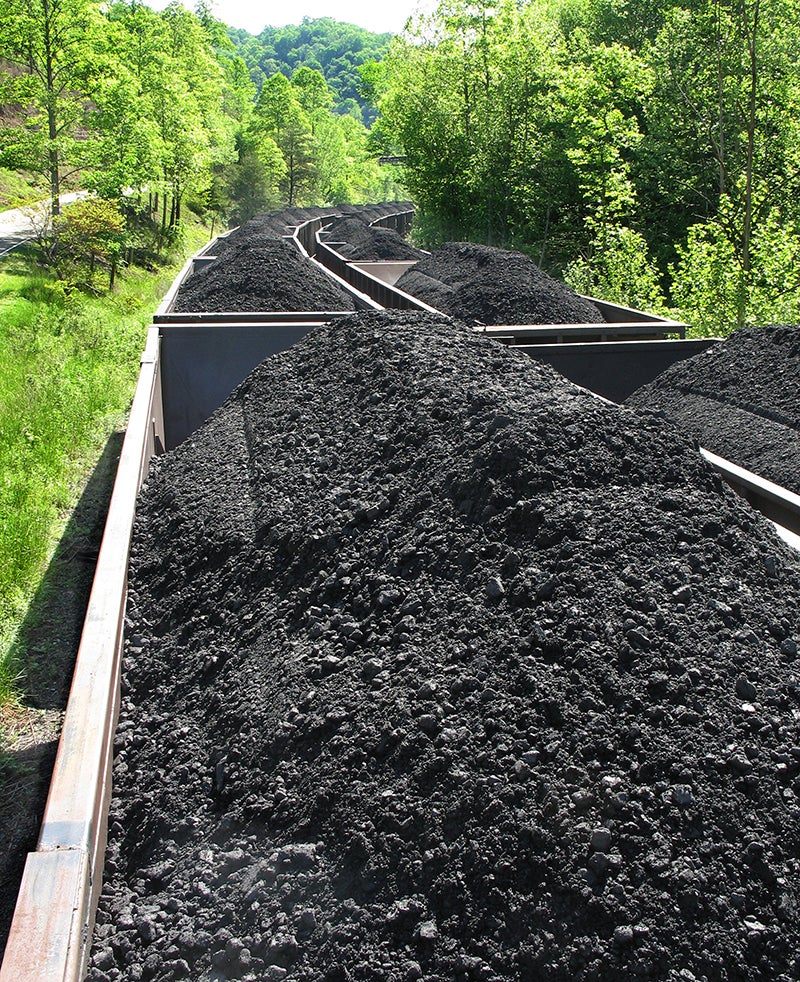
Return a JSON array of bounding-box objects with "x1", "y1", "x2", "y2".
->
[
  {"x1": 713, "y1": 0, "x2": 727, "y2": 198},
  {"x1": 735, "y1": 0, "x2": 760, "y2": 330},
  {"x1": 43, "y1": 0, "x2": 61, "y2": 216},
  {"x1": 741, "y1": 1, "x2": 759, "y2": 276}
]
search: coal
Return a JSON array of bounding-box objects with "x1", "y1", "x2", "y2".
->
[
  {"x1": 208, "y1": 208, "x2": 335, "y2": 260},
  {"x1": 321, "y1": 216, "x2": 425, "y2": 262},
  {"x1": 395, "y1": 242, "x2": 605, "y2": 326},
  {"x1": 173, "y1": 203, "x2": 414, "y2": 313},
  {"x1": 173, "y1": 236, "x2": 356, "y2": 313},
  {"x1": 89, "y1": 312, "x2": 800, "y2": 982},
  {"x1": 627, "y1": 325, "x2": 800, "y2": 494}
]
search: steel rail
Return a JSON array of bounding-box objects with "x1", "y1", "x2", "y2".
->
[{"x1": 700, "y1": 448, "x2": 800, "y2": 549}]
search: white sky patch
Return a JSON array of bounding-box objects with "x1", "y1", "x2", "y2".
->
[{"x1": 146, "y1": 0, "x2": 432, "y2": 36}]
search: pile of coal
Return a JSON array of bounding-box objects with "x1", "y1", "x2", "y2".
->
[
  {"x1": 627, "y1": 325, "x2": 800, "y2": 494},
  {"x1": 335, "y1": 202, "x2": 414, "y2": 225},
  {"x1": 395, "y1": 242, "x2": 605, "y2": 326},
  {"x1": 173, "y1": 203, "x2": 413, "y2": 313},
  {"x1": 321, "y1": 217, "x2": 425, "y2": 262},
  {"x1": 208, "y1": 208, "x2": 337, "y2": 260},
  {"x1": 89, "y1": 312, "x2": 800, "y2": 982},
  {"x1": 173, "y1": 236, "x2": 355, "y2": 313}
]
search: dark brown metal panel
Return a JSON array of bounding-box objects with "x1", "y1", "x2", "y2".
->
[
  {"x1": 315, "y1": 238, "x2": 439, "y2": 312},
  {"x1": 700, "y1": 449, "x2": 800, "y2": 539},
  {"x1": 514, "y1": 338, "x2": 720, "y2": 403},
  {"x1": 159, "y1": 322, "x2": 321, "y2": 449}
]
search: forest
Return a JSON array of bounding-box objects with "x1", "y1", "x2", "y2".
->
[
  {"x1": 1, "y1": 0, "x2": 799, "y2": 330},
  {"x1": 227, "y1": 18, "x2": 393, "y2": 126},
  {"x1": 372, "y1": 0, "x2": 800, "y2": 334},
  {"x1": 0, "y1": 0, "x2": 399, "y2": 264}
]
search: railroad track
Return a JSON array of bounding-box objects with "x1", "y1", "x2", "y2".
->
[{"x1": 2, "y1": 204, "x2": 798, "y2": 981}]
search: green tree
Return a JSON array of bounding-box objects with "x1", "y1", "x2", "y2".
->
[
  {"x1": 559, "y1": 32, "x2": 650, "y2": 233},
  {"x1": 291, "y1": 65, "x2": 334, "y2": 116},
  {"x1": 564, "y1": 225, "x2": 667, "y2": 312},
  {"x1": 647, "y1": 0, "x2": 800, "y2": 328},
  {"x1": 376, "y1": 0, "x2": 585, "y2": 258},
  {"x1": 53, "y1": 196, "x2": 126, "y2": 286},
  {"x1": 252, "y1": 73, "x2": 315, "y2": 205},
  {"x1": 228, "y1": 17, "x2": 393, "y2": 125},
  {"x1": 83, "y1": 68, "x2": 161, "y2": 202},
  {"x1": 0, "y1": 0, "x2": 105, "y2": 214},
  {"x1": 103, "y1": 0, "x2": 235, "y2": 233},
  {"x1": 225, "y1": 131, "x2": 285, "y2": 222}
]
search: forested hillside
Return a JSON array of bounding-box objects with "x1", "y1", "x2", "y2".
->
[
  {"x1": 373, "y1": 0, "x2": 800, "y2": 334},
  {"x1": 2, "y1": 0, "x2": 799, "y2": 335},
  {"x1": 228, "y1": 18, "x2": 392, "y2": 126},
  {"x1": 0, "y1": 0, "x2": 400, "y2": 244}
]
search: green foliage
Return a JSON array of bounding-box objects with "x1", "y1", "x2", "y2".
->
[
  {"x1": 0, "y1": 168, "x2": 46, "y2": 209},
  {"x1": 669, "y1": 220, "x2": 743, "y2": 337},
  {"x1": 671, "y1": 206, "x2": 800, "y2": 337},
  {"x1": 0, "y1": 239, "x2": 206, "y2": 700},
  {"x1": 564, "y1": 225, "x2": 667, "y2": 313},
  {"x1": 241, "y1": 64, "x2": 401, "y2": 209},
  {"x1": 1, "y1": 4, "x2": 398, "y2": 236},
  {"x1": 0, "y1": 0, "x2": 106, "y2": 205},
  {"x1": 375, "y1": 0, "x2": 800, "y2": 327},
  {"x1": 228, "y1": 18, "x2": 393, "y2": 126},
  {"x1": 559, "y1": 32, "x2": 651, "y2": 225},
  {"x1": 292, "y1": 66, "x2": 335, "y2": 114},
  {"x1": 53, "y1": 198, "x2": 126, "y2": 286},
  {"x1": 224, "y1": 133, "x2": 284, "y2": 223}
]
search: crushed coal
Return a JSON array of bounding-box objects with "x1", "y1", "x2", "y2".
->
[
  {"x1": 333, "y1": 203, "x2": 414, "y2": 225},
  {"x1": 172, "y1": 236, "x2": 356, "y2": 314},
  {"x1": 395, "y1": 242, "x2": 605, "y2": 326},
  {"x1": 627, "y1": 325, "x2": 800, "y2": 495},
  {"x1": 89, "y1": 312, "x2": 800, "y2": 982},
  {"x1": 320, "y1": 216, "x2": 425, "y2": 262},
  {"x1": 172, "y1": 203, "x2": 414, "y2": 313},
  {"x1": 201, "y1": 207, "x2": 335, "y2": 263}
]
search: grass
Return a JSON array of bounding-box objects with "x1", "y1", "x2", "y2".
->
[
  {"x1": 0, "y1": 227, "x2": 210, "y2": 705},
  {"x1": 0, "y1": 167, "x2": 47, "y2": 210}
]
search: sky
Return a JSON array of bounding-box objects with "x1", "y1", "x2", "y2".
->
[{"x1": 146, "y1": 0, "x2": 425, "y2": 36}]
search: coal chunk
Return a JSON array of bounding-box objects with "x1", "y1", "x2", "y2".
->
[{"x1": 395, "y1": 241, "x2": 605, "y2": 325}]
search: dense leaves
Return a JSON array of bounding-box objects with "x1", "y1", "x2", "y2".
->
[
  {"x1": 228, "y1": 17, "x2": 393, "y2": 126},
  {"x1": 5, "y1": 0, "x2": 799, "y2": 331},
  {"x1": 0, "y1": 4, "x2": 401, "y2": 264},
  {"x1": 374, "y1": 0, "x2": 800, "y2": 333}
]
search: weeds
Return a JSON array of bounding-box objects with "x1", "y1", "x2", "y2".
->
[
  {"x1": 0, "y1": 167, "x2": 46, "y2": 211},
  {"x1": 0, "y1": 230, "x2": 209, "y2": 703}
]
